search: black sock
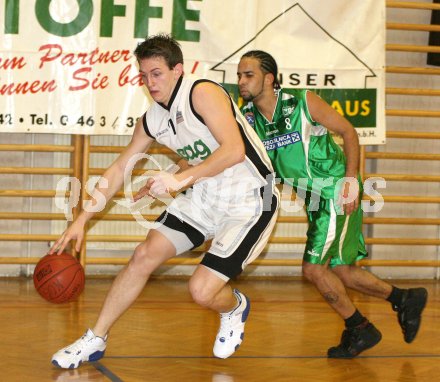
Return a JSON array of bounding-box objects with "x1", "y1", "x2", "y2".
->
[
  {"x1": 345, "y1": 309, "x2": 366, "y2": 328},
  {"x1": 386, "y1": 286, "x2": 405, "y2": 307}
]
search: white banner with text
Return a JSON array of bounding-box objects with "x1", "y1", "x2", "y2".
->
[{"x1": 0, "y1": 0, "x2": 385, "y2": 144}]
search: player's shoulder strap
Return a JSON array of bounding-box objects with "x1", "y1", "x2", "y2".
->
[
  {"x1": 141, "y1": 111, "x2": 154, "y2": 139},
  {"x1": 189, "y1": 78, "x2": 234, "y2": 124}
]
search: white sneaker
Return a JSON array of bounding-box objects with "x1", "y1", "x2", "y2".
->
[
  {"x1": 213, "y1": 289, "x2": 250, "y2": 359},
  {"x1": 51, "y1": 329, "x2": 107, "y2": 369}
]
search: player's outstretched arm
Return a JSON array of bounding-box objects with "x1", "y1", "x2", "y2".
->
[{"x1": 49, "y1": 119, "x2": 154, "y2": 254}]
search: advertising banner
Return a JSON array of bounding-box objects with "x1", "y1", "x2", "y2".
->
[{"x1": 0, "y1": 0, "x2": 385, "y2": 144}]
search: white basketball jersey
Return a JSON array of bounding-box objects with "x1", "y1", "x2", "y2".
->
[{"x1": 142, "y1": 76, "x2": 274, "y2": 191}]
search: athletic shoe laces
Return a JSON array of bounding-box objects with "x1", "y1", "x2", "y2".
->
[
  {"x1": 217, "y1": 295, "x2": 243, "y2": 342},
  {"x1": 63, "y1": 331, "x2": 101, "y2": 355},
  {"x1": 218, "y1": 313, "x2": 235, "y2": 342}
]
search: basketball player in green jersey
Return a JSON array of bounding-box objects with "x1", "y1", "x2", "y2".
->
[{"x1": 237, "y1": 50, "x2": 428, "y2": 358}]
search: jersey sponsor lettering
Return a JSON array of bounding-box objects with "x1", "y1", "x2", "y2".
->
[
  {"x1": 177, "y1": 139, "x2": 211, "y2": 160},
  {"x1": 262, "y1": 131, "x2": 301, "y2": 151}
]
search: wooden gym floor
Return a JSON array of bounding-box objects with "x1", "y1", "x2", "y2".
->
[{"x1": 0, "y1": 277, "x2": 438, "y2": 382}]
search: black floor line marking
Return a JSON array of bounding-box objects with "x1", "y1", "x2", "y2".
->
[{"x1": 93, "y1": 361, "x2": 124, "y2": 382}]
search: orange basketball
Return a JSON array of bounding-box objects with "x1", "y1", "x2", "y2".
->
[{"x1": 33, "y1": 253, "x2": 85, "y2": 303}]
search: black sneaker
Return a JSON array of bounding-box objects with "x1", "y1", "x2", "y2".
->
[
  {"x1": 393, "y1": 287, "x2": 428, "y2": 343},
  {"x1": 327, "y1": 320, "x2": 382, "y2": 359}
]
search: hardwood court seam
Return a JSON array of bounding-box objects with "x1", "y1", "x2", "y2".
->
[{"x1": 103, "y1": 354, "x2": 440, "y2": 359}]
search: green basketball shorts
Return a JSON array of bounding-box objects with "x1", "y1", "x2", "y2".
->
[{"x1": 303, "y1": 198, "x2": 367, "y2": 267}]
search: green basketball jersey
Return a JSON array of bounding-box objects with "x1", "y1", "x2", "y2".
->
[{"x1": 241, "y1": 89, "x2": 347, "y2": 200}]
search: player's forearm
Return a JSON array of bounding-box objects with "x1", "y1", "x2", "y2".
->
[
  {"x1": 79, "y1": 130, "x2": 153, "y2": 220},
  {"x1": 79, "y1": 170, "x2": 125, "y2": 223},
  {"x1": 176, "y1": 159, "x2": 191, "y2": 172},
  {"x1": 175, "y1": 143, "x2": 245, "y2": 186},
  {"x1": 341, "y1": 128, "x2": 360, "y2": 177}
]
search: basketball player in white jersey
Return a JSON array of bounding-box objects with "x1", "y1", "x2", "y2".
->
[{"x1": 49, "y1": 34, "x2": 279, "y2": 369}]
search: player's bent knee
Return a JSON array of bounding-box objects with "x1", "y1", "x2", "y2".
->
[
  {"x1": 129, "y1": 242, "x2": 162, "y2": 274},
  {"x1": 188, "y1": 278, "x2": 214, "y2": 308},
  {"x1": 302, "y1": 261, "x2": 324, "y2": 282}
]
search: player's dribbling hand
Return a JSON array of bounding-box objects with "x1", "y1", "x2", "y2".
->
[
  {"x1": 133, "y1": 177, "x2": 155, "y2": 202},
  {"x1": 48, "y1": 219, "x2": 85, "y2": 255},
  {"x1": 149, "y1": 171, "x2": 192, "y2": 197}
]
